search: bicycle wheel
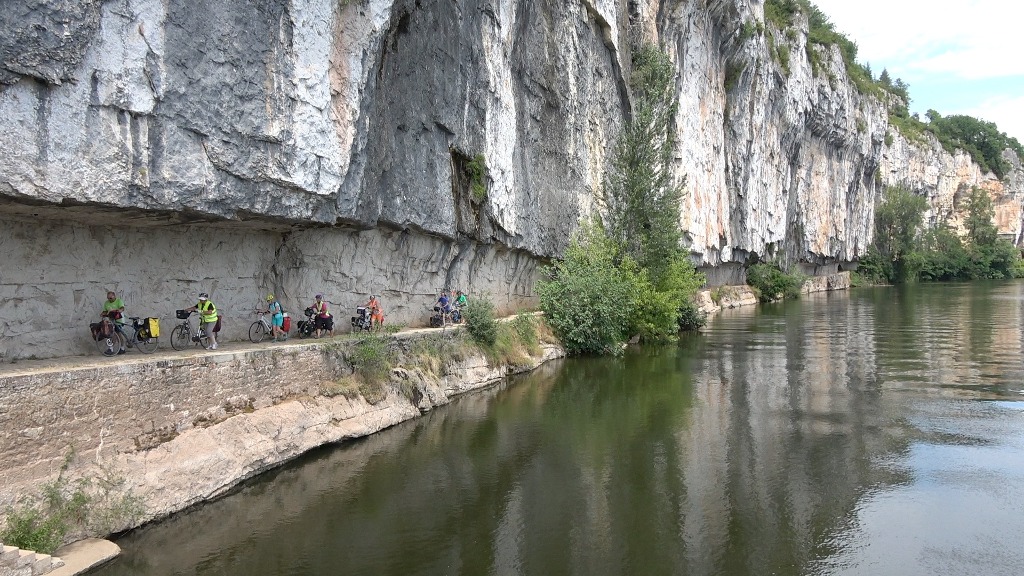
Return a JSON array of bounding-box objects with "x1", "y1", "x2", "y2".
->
[
  {"x1": 95, "y1": 332, "x2": 124, "y2": 357},
  {"x1": 171, "y1": 324, "x2": 191, "y2": 351},
  {"x1": 135, "y1": 329, "x2": 159, "y2": 354},
  {"x1": 249, "y1": 321, "x2": 268, "y2": 343}
]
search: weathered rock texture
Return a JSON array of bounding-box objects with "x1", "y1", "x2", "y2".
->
[
  {"x1": 0, "y1": 330, "x2": 564, "y2": 533},
  {"x1": 0, "y1": 0, "x2": 1021, "y2": 359},
  {"x1": 0, "y1": 214, "x2": 537, "y2": 361},
  {"x1": 694, "y1": 271, "x2": 850, "y2": 315}
]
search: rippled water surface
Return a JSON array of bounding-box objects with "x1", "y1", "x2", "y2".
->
[{"x1": 94, "y1": 282, "x2": 1024, "y2": 575}]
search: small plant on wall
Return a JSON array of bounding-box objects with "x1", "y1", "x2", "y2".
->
[{"x1": 466, "y1": 154, "x2": 488, "y2": 202}]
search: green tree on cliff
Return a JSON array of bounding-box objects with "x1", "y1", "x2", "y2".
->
[
  {"x1": 604, "y1": 43, "x2": 685, "y2": 287},
  {"x1": 540, "y1": 44, "x2": 705, "y2": 354},
  {"x1": 923, "y1": 112, "x2": 1023, "y2": 178}
]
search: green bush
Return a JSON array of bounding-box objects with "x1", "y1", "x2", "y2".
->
[
  {"x1": 350, "y1": 334, "x2": 394, "y2": 385},
  {"x1": 854, "y1": 246, "x2": 891, "y2": 284},
  {"x1": 1, "y1": 461, "x2": 143, "y2": 554},
  {"x1": 1, "y1": 506, "x2": 67, "y2": 554},
  {"x1": 537, "y1": 223, "x2": 635, "y2": 355},
  {"x1": 464, "y1": 297, "x2": 498, "y2": 347},
  {"x1": 466, "y1": 154, "x2": 488, "y2": 202},
  {"x1": 919, "y1": 226, "x2": 970, "y2": 281},
  {"x1": 1012, "y1": 256, "x2": 1024, "y2": 279},
  {"x1": 677, "y1": 300, "x2": 707, "y2": 331},
  {"x1": 511, "y1": 314, "x2": 539, "y2": 354},
  {"x1": 624, "y1": 263, "x2": 682, "y2": 343},
  {"x1": 746, "y1": 263, "x2": 802, "y2": 302}
]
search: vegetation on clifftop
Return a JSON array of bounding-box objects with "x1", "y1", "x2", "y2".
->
[{"x1": 764, "y1": 0, "x2": 1023, "y2": 175}]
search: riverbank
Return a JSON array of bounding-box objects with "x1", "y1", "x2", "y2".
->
[
  {"x1": 0, "y1": 320, "x2": 564, "y2": 549},
  {"x1": 695, "y1": 271, "x2": 852, "y2": 314},
  {"x1": 1, "y1": 272, "x2": 850, "y2": 554}
]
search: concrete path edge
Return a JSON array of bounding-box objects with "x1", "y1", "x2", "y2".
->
[{"x1": 48, "y1": 539, "x2": 120, "y2": 576}]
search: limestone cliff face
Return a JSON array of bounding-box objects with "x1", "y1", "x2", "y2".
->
[
  {"x1": 0, "y1": 0, "x2": 1021, "y2": 359},
  {"x1": 0, "y1": 0, "x2": 624, "y2": 256},
  {"x1": 657, "y1": 0, "x2": 1023, "y2": 279}
]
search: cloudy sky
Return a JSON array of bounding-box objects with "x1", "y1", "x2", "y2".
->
[{"x1": 810, "y1": 0, "x2": 1024, "y2": 141}]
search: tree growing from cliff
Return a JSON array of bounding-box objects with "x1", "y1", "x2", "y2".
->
[
  {"x1": 604, "y1": 43, "x2": 685, "y2": 288},
  {"x1": 541, "y1": 44, "x2": 706, "y2": 352},
  {"x1": 960, "y1": 188, "x2": 1019, "y2": 278}
]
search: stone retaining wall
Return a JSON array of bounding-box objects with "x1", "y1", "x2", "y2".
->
[{"x1": 0, "y1": 330, "x2": 564, "y2": 534}]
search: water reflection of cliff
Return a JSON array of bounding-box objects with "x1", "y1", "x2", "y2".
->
[{"x1": 98, "y1": 284, "x2": 1024, "y2": 576}]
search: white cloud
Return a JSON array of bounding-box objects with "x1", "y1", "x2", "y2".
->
[
  {"x1": 810, "y1": 0, "x2": 1024, "y2": 79},
  {"x1": 806, "y1": 0, "x2": 1024, "y2": 138},
  {"x1": 964, "y1": 95, "x2": 1024, "y2": 143}
]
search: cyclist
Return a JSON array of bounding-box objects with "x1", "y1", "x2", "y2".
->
[
  {"x1": 101, "y1": 290, "x2": 128, "y2": 354},
  {"x1": 311, "y1": 294, "x2": 333, "y2": 338},
  {"x1": 435, "y1": 290, "x2": 452, "y2": 326},
  {"x1": 186, "y1": 292, "x2": 220, "y2": 350},
  {"x1": 452, "y1": 290, "x2": 468, "y2": 323},
  {"x1": 264, "y1": 294, "x2": 287, "y2": 341},
  {"x1": 365, "y1": 294, "x2": 384, "y2": 331}
]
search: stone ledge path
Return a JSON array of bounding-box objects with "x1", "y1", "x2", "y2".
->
[
  {"x1": 48, "y1": 539, "x2": 119, "y2": 576},
  {"x1": 0, "y1": 321, "x2": 470, "y2": 379}
]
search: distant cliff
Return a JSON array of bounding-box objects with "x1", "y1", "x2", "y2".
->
[{"x1": 0, "y1": 0, "x2": 1020, "y2": 359}]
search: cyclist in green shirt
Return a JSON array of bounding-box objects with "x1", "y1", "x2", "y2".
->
[
  {"x1": 101, "y1": 290, "x2": 127, "y2": 354},
  {"x1": 452, "y1": 290, "x2": 468, "y2": 324}
]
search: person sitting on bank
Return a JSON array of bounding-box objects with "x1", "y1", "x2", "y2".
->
[
  {"x1": 101, "y1": 290, "x2": 128, "y2": 354},
  {"x1": 312, "y1": 294, "x2": 333, "y2": 338},
  {"x1": 186, "y1": 292, "x2": 219, "y2": 350},
  {"x1": 365, "y1": 294, "x2": 384, "y2": 331},
  {"x1": 264, "y1": 294, "x2": 287, "y2": 342}
]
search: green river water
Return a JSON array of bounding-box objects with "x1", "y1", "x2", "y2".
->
[{"x1": 93, "y1": 282, "x2": 1024, "y2": 575}]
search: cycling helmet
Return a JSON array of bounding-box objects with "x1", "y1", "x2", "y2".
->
[
  {"x1": 266, "y1": 294, "x2": 275, "y2": 301},
  {"x1": 199, "y1": 292, "x2": 209, "y2": 300}
]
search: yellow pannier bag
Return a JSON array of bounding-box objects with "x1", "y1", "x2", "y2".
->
[{"x1": 146, "y1": 317, "x2": 160, "y2": 338}]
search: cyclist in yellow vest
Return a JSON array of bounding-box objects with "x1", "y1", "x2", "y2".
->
[{"x1": 186, "y1": 292, "x2": 220, "y2": 350}]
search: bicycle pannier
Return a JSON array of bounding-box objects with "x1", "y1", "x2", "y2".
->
[
  {"x1": 146, "y1": 317, "x2": 160, "y2": 337},
  {"x1": 92, "y1": 319, "x2": 114, "y2": 339},
  {"x1": 282, "y1": 313, "x2": 291, "y2": 332}
]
